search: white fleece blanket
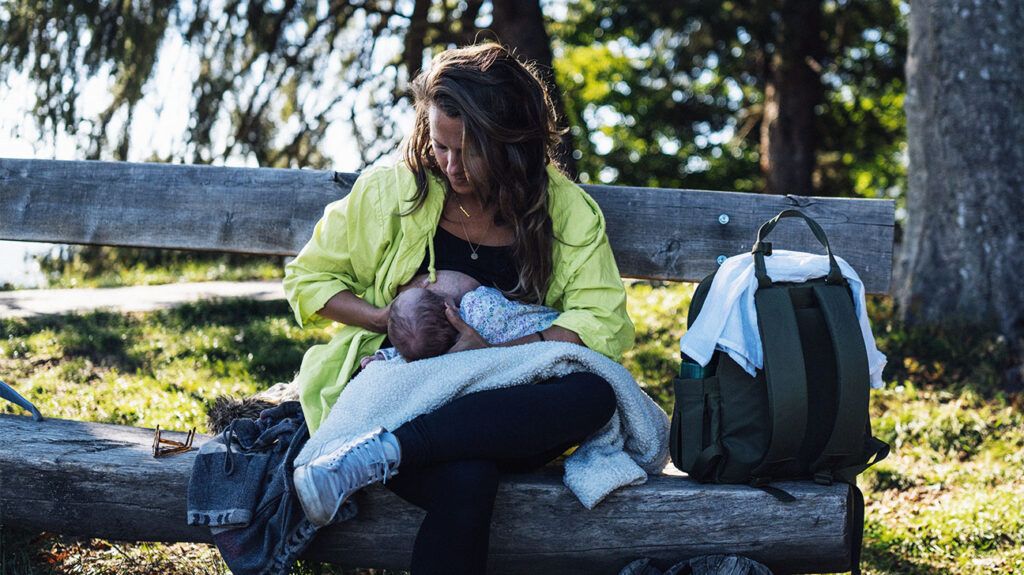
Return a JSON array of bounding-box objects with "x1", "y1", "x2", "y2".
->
[{"x1": 295, "y1": 341, "x2": 670, "y2": 509}]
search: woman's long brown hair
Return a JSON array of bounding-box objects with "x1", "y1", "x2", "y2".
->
[{"x1": 402, "y1": 43, "x2": 566, "y2": 304}]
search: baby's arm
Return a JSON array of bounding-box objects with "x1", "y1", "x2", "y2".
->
[{"x1": 460, "y1": 287, "x2": 560, "y2": 345}]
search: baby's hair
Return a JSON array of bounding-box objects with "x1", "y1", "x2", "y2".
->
[{"x1": 388, "y1": 289, "x2": 459, "y2": 361}]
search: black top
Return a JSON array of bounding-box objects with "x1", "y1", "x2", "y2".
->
[{"x1": 416, "y1": 225, "x2": 519, "y2": 292}]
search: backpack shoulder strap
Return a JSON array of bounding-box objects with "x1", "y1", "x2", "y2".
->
[
  {"x1": 687, "y1": 272, "x2": 717, "y2": 328},
  {"x1": 750, "y1": 286, "x2": 808, "y2": 479},
  {"x1": 809, "y1": 283, "x2": 870, "y2": 480}
]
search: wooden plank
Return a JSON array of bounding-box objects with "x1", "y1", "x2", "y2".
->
[
  {"x1": 594, "y1": 185, "x2": 895, "y2": 294},
  {"x1": 0, "y1": 158, "x2": 356, "y2": 258},
  {"x1": 0, "y1": 414, "x2": 853, "y2": 574},
  {"x1": 0, "y1": 158, "x2": 894, "y2": 292}
]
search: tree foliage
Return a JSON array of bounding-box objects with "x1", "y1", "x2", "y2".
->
[
  {"x1": 551, "y1": 0, "x2": 907, "y2": 197},
  {"x1": 1, "y1": 0, "x2": 493, "y2": 168}
]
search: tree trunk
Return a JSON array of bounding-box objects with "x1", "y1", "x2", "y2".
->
[
  {"x1": 760, "y1": 0, "x2": 825, "y2": 196},
  {"x1": 490, "y1": 0, "x2": 578, "y2": 178},
  {"x1": 898, "y1": 1, "x2": 1024, "y2": 377},
  {"x1": 403, "y1": 0, "x2": 431, "y2": 79}
]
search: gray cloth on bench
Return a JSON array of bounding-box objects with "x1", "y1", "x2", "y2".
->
[
  {"x1": 187, "y1": 401, "x2": 355, "y2": 575},
  {"x1": 298, "y1": 341, "x2": 671, "y2": 509},
  {"x1": 620, "y1": 555, "x2": 773, "y2": 575}
]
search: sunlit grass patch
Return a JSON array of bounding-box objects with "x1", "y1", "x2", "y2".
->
[
  {"x1": 0, "y1": 530, "x2": 396, "y2": 575},
  {"x1": 36, "y1": 247, "x2": 284, "y2": 289},
  {"x1": 872, "y1": 385, "x2": 1023, "y2": 467},
  {"x1": 621, "y1": 280, "x2": 694, "y2": 406},
  {"x1": 860, "y1": 383, "x2": 1024, "y2": 574},
  {"x1": 864, "y1": 481, "x2": 1024, "y2": 574},
  {"x1": 0, "y1": 528, "x2": 408, "y2": 575}
]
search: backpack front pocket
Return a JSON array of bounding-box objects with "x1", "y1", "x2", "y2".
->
[{"x1": 671, "y1": 375, "x2": 722, "y2": 481}]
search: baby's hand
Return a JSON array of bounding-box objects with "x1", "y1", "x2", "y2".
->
[{"x1": 360, "y1": 355, "x2": 380, "y2": 369}]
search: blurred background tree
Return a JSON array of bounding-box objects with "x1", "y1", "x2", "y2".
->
[
  {"x1": 897, "y1": 1, "x2": 1024, "y2": 386},
  {"x1": 0, "y1": 0, "x2": 575, "y2": 169},
  {"x1": 553, "y1": 0, "x2": 906, "y2": 197}
]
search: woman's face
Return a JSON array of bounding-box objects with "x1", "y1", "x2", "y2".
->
[{"x1": 428, "y1": 105, "x2": 475, "y2": 196}]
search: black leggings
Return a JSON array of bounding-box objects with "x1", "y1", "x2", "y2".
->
[{"x1": 387, "y1": 371, "x2": 617, "y2": 575}]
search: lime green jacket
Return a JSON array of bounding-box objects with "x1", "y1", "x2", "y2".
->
[{"x1": 284, "y1": 163, "x2": 635, "y2": 433}]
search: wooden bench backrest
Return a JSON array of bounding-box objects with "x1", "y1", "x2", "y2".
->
[{"x1": 0, "y1": 158, "x2": 895, "y2": 293}]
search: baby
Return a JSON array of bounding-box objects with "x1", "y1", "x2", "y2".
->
[{"x1": 365, "y1": 270, "x2": 559, "y2": 365}]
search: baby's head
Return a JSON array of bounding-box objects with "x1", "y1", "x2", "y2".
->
[
  {"x1": 398, "y1": 270, "x2": 481, "y2": 305},
  {"x1": 427, "y1": 271, "x2": 481, "y2": 303},
  {"x1": 388, "y1": 287, "x2": 458, "y2": 361}
]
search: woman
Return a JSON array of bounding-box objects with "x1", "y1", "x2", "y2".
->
[{"x1": 284, "y1": 43, "x2": 634, "y2": 574}]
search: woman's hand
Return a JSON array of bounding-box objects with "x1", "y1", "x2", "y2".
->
[
  {"x1": 445, "y1": 301, "x2": 491, "y2": 353},
  {"x1": 372, "y1": 301, "x2": 392, "y2": 333}
]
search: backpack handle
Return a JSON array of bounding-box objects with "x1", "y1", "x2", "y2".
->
[
  {"x1": 1, "y1": 380, "x2": 43, "y2": 421},
  {"x1": 751, "y1": 209, "x2": 844, "y2": 288}
]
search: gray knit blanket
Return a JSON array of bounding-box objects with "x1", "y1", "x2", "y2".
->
[{"x1": 295, "y1": 341, "x2": 670, "y2": 509}]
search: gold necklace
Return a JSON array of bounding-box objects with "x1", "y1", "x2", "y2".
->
[
  {"x1": 449, "y1": 195, "x2": 490, "y2": 259},
  {"x1": 457, "y1": 211, "x2": 493, "y2": 261}
]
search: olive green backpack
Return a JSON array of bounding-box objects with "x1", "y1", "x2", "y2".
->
[{"x1": 668, "y1": 210, "x2": 889, "y2": 572}]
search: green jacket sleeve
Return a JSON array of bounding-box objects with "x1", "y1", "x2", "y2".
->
[
  {"x1": 550, "y1": 234, "x2": 635, "y2": 361},
  {"x1": 283, "y1": 170, "x2": 390, "y2": 329},
  {"x1": 546, "y1": 170, "x2": 635, "y2": 361}
]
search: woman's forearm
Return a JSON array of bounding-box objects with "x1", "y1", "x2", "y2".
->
[{"x1": 316, "y1": 290, "x2": 389, "y2": 333}]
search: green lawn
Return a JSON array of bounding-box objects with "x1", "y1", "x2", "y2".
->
[
  {"x1": 2, "y1": 281, "x2": 1021, "y2": 574},
  {"x1": 33, "y1": 247, "x2": 284, "y2": 289}
]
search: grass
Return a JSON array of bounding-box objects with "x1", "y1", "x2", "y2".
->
[
  {"x1": 2, "y1": 280, "x2": 1022, "y2": 573},
  {"x1": 0, "y1": 300, "x2": 319, "y2": 432}
]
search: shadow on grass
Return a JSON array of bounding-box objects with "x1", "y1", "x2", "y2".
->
[
  {"x1": 163, "y1": 299, "x2": 329, "y2": 385},
  {"x1": 869, "y1": 295, "x2": 1019, "y2": 398},
  {"x1": 154, "y1": 298, "x2": 293, "y2": 329},
  {"x1": 2, "y1": 310, "x2": 146, "y2": 374},
  {"x1": 0, "y1": 528, "x2": 58, "y2": 575}
]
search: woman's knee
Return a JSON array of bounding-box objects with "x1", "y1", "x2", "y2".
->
[{"x1": 563, "y1": 371, "x2": 617, "y2": 428}]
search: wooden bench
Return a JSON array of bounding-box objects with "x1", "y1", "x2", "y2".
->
[{"x1": 0, "y1": 158, "x2": 895, "y2": 574}]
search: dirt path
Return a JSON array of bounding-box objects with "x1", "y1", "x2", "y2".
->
[{"x1": 0, "y1": 280, "x2": 284, "y2": 319}]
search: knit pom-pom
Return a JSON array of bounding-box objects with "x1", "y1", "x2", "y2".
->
[{"x1": 205, "y1": 395, "x2": 275, "y2": 434}]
